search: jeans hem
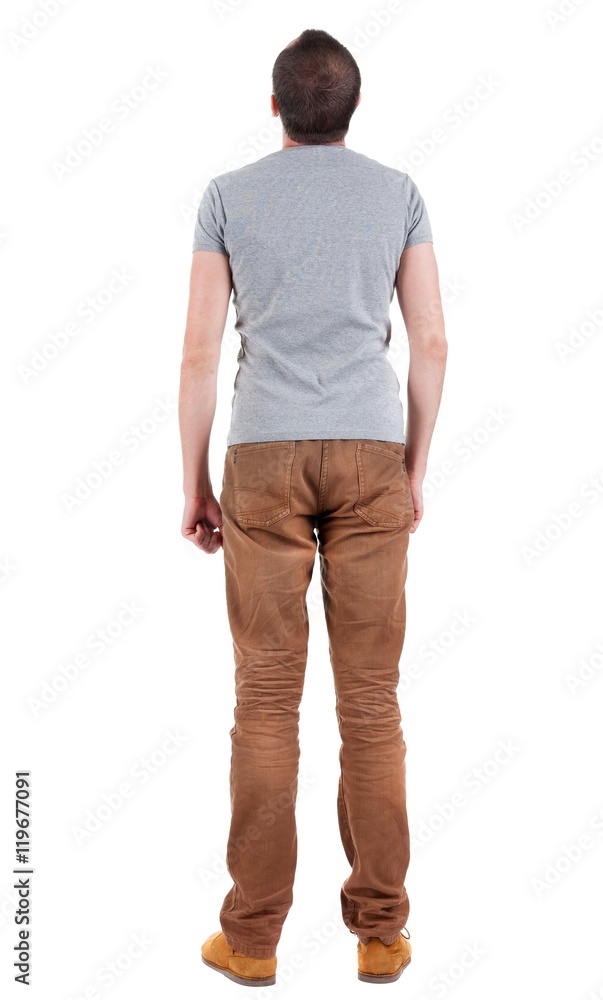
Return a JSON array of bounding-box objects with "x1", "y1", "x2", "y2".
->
[
  {"x1": 357, "y1": 930, "x2": 404, "y2": 946},
  {"x1": 222, "y1": 930, "x2": 278, "y2": 960}
]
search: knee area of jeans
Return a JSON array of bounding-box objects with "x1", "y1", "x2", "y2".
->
[
  {"x1": 233, "y1": 701, "x2": 302, "y2": 721},
  {"x1": 232, "y1": 724, "x2": 301, "y2": 753},
  {"x1": 338, "y1": 730, "x2": 407, "y2": 755},
  {"x1": 341, "y1": 716, "x2": 404, "y2": 730}
]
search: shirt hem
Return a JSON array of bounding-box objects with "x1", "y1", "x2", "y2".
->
[
  {"x1": 192, "y1": 244, "x2": 228, "y2": 254},
  {"x1": 226, "y1": 430, "x2": 406, "y2": 446},
  {"x1": 403, "y1": 236, "x2": 433, "y2": 249}
]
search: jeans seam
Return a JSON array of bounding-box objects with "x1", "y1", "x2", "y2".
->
[{"x1": 222, "y1": 932, "x2": 277, "y2": 960}]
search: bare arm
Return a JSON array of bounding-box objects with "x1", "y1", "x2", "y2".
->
[
  {"x1": 178, "y1": 250, "x2": 232, "y2": 552},
  {"x1": 395, "y1": 242, "x2": 447, "y2": 531}
]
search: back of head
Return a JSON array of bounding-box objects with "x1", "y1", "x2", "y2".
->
[{"x1": 272, "y1": 29, "x2": 361, "y2": 145}]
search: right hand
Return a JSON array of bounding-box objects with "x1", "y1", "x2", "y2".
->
[
  {"x1": 181, "y1": 495, "x2": 223, "y2": 553},
  {"x1": 407, "y1": 475, "x2": 424, "y2": 533}
]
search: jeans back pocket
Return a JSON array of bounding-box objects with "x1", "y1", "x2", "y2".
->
[
  {"x1": 233, "y1": 441, "x2": 296, "y2": 526},
  {"x1": 353, "y1": 442, "x2": 414, "y2": 529}
]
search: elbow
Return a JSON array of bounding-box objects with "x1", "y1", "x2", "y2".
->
[
  {"x1": 180, "y1": 349, "x2": 220, "y2": 375},
  {"x1": 429, "y1": 334, "x2": 448, "y2": 357},
  {"x1": 411, "y1": 332, "x2": 448, "y2": 358}
]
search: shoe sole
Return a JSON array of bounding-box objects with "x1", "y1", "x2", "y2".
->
[
  {"x1": 201, "y1": 955, "x2": 277, "y2": 987},
  {"x1": 358, "y1": 956, "x2": 411, "y2": 984}
]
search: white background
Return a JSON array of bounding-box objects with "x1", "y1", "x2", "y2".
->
[{"x1": 2, "y1": 0, "x2": 603, "y2": 997}]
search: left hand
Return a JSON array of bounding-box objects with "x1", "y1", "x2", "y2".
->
[
  {"x1": 181, "y1": 495, "x2": 223, "y2": 553},
  {"x1": 407, "y1": 474, "x2": 424, "y2": 534}
]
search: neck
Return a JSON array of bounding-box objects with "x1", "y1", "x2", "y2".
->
[{"x1": 282, "y1": 137, "x2": 346, "y2": 149}]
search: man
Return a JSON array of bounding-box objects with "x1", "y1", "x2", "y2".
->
[{"x1": 179, "y1": 28, "x2": 447, "y2": 987}]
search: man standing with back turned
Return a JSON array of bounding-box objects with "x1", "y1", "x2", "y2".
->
[{"x1": 179, "y1": 28, "x2": 447, "y2": 988}]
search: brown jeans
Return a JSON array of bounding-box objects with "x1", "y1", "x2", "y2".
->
[{"x1": 217, "y1": 439, "x2": 414, "y2": 959}]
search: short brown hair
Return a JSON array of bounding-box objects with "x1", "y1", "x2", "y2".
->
[{"x1": 272, "y1": 29, "x2": 361, "y2": 145}]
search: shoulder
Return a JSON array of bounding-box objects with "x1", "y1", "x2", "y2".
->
[
  {"x1": 346, "y1": 148, "x2": 408, "y2": 186},
  {"x1": 208, "y1": 151, "x2": 283, "y2": 196}
]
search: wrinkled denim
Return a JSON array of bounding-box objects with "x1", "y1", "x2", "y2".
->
[{"x1": 217, "y1": 439, "x2": 414, "y2": 959}]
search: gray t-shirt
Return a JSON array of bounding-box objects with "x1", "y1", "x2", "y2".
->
[{"x1": 192, "y1": 145, "x2": 433, "y2": 446}]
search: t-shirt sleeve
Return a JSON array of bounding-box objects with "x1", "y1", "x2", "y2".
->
[
  {"x1": 403, "y1": 175, "x2": 433, "y2": 249},
  {"x1": 192, "y1": 179, "x2": 228, "y2": 254}
]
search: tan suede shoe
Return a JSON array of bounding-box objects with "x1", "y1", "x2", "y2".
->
[
  {"x1": 201, "y1": 930, "x2": 277, "y2": 987},
  {"x1": 357, "y1": 930, "x2": 412, "y2": 983}
]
